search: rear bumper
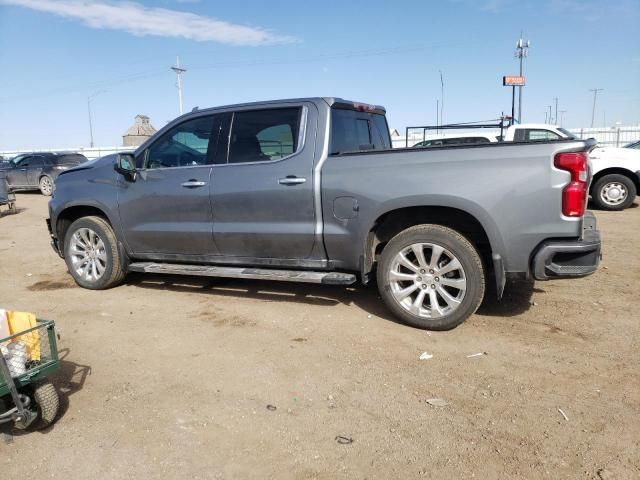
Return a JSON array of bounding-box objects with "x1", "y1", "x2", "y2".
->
[{"x1": 532, "y1": 211, "x2": 601, "y2": 280}]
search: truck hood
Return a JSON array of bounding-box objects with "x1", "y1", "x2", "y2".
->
[
  {"x1": 590, "y1": 146, "x2": 640, "y2": 163},
  {"x1": 57, "y1": 154, "x2": 115, "y2": 178}
]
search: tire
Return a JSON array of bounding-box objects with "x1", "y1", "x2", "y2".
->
[
  {"x1": 376, "y1": 224, "x2": 485, "y2": 330},
  {"x1": 39, "y1": 175, "x2": 54, "y2": 196},
  {"x1": 591, "y1": 174, "x2": 636, "y2": 211},
  {"x1": 63, "y1": 215, "x2": 127, "y2": 289},
  {"x1": 31, "y1": 380, "x2": 59, "y2": 429}
]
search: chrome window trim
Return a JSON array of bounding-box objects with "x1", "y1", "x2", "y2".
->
[{"x1": 137, "y1": 164, "x2": 213, "y2": 172}]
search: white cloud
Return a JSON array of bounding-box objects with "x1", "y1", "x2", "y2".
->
[{"x1": 0, "y1": 0, "x2": 297, "y2": 46}]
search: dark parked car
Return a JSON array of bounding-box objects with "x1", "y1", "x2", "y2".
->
[
  {"x1": 2, "y1": 152, "x2": 88, "y2": 195},
  {"x1": 624, "y1": 140, "x2": 640, "y2": 149},
  {"x1": 413, "y1": 136, "x2": 494, "y2": 148}
]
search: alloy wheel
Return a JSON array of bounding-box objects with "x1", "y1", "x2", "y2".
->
[
  {"x1": 69, "y1": 228, "x2": 107, "y2": 282},
  {"x1": 388, "y1": 242, "x2": 467, "y2": 319}
]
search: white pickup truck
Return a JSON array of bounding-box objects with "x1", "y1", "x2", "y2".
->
[{"x1": 414, "y1": 124, "x2": 640, "y2": 211}]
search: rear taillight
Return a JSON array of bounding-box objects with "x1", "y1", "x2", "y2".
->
[{"x1": 554, "y1": 152, "x2": 588, "y2": 217}]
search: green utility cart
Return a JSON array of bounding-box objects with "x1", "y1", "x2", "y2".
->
[{"x1": 0, "y1": 319, "x2": 60, "y2": 430}]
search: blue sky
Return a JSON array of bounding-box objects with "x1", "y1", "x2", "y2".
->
[{"x1": 0, "y1": 0, "x2": 638, "y2": 149}]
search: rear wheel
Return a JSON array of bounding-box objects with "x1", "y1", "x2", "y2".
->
[
  {"x1": 591, "y1": 174, "x2": 636, "y2": 211},
  {"x1": 39, "y1": 175, "x2": 53, "y2": 196},
  {"x1": 64, "y1": 216, "x2": 127, "y2": 289},
  {"x1": 377, "y1": 224, "x2": 485, "y2": 330}
]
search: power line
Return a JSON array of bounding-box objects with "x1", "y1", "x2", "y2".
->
[
  {"x1": 0, "y1": 41, "x2": 467, "y2": 103},
  {"x1": 0, "y1": 68, "x2": 168, "y2": 103}
]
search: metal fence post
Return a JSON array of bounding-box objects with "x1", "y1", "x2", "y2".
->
[{"x1": 616, "y1": 128, "x2": 620, "y2": 147}]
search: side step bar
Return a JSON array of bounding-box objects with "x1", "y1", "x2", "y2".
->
[{"x1": 127, "y1": 262, "x2": 357, "y2": 286}]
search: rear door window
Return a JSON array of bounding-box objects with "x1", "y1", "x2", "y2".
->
[
  {"x1": 227, "y1": 107, "x2": 301, "y2": 164},
  {"x1": 462, "y1": 137, "x2": 491, "y2": 144},
  {"x1": 28, "y1": 157, "x2": 45, "y2": 168},
  {"x1": 56, "y1": 154, "x2": 88, "y2": 165}
]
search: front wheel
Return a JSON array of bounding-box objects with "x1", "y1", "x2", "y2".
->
[
  {"x1": 63, "y1": 216, "x2": 127, "y2": 289},
  {"x1": 591, "y1": 174, "x2": 636, "y2": 211},
  {"x1": 377, "y1": 224, "x2": 485, "y2": 330}
]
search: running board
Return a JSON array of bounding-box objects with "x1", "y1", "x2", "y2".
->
[{"x1": 127, "y1": 262, "x2": 357, "y2": 285}]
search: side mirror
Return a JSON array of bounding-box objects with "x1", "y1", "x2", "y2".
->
[{"x1": 115, "y1": 153, "x2": 137, "y2": 181}]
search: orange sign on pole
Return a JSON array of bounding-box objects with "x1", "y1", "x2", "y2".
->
[{"x1": 503, "y1": 75, "x2": 526, "y2": 86}]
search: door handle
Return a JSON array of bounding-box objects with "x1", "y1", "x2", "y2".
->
[
  {"x1": 181, "y1": 180, "x2": 207, "y2": 188},
  {"x1": 278, "y1": 176, "x2": 306, "y2": 186}
]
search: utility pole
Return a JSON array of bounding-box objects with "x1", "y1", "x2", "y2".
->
[
  {"x1": 439, "y1": 70, "x2": 444, "y2": 127},
  {"x1": 544, "y1": 111, "x2": 548, "y2": 124},
  {"x1": 171, "y1": 56, "x2": 187, "y2": 115},
  {"x1": 514, "y1": 35, "x2": 530, "y2": 123},
  {"x1": 87, "y1": 90, "x2": 105, "y2": 148},
  {"x1": 548, "y1": 105, "x2": 552, "y2": 125},
  {"x1": 559, "y1": 110, "x2": 567, "y2": 127},
  {"x1": 436, "y1": 99, "x2": 440, "y2": 134},
  {"x1": 589, "y1": 88, "x2": 603, "y2": 128},
  {"x1": 553, "y1": 97, "x2": 558, "y2": 124}
]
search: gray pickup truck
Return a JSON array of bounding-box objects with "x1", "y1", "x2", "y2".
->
[{"x1": 47, "y1": 97, "x2": 601, "y2": 330}]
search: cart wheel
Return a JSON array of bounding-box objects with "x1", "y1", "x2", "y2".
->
[{"x1": 31, "y1": 380, "x2": 59, "y2": 429}]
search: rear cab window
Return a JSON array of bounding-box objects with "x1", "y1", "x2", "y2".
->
[
  {"x1": 526, "y1": 129, "x2": 561, "y2": 141},
  {"x1": 330, "y1": 103, "x2": 391, "y2": 155}
]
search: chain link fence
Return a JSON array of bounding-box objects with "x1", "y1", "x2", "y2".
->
[
  {"x1": 392, "y1": 125, "x2": 640, "y2": 149},
  {"x1": 567, "y1": 127, "x2": 640, "y2": 147}
]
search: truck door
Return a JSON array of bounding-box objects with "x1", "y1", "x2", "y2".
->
[
  {"x1": 117, "y1": 113, "x2": 227, "y2": 256},
  {"x1": 211, "y1": 104, "x2": 319, "y2": 260}
]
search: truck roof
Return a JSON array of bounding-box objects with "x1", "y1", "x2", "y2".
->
[
  {"x1": 510, "y1": 123, "x2": 561, "y2": 129},
  {"x1": 187, "y1": 97, "x2": 386, "y2": 117}
]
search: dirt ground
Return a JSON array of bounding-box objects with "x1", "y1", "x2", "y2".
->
[{"x1": 0, "y1": 193, "x2": 638, "y2": 479}]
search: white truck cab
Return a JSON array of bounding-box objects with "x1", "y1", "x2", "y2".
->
[{"x1": 501, "y1": 123, "x2": 576, "y2": 142}]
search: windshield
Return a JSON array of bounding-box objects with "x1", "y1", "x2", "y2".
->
[{"x1": 558, "y1": 128, "x2": 577, "y2": 140}]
